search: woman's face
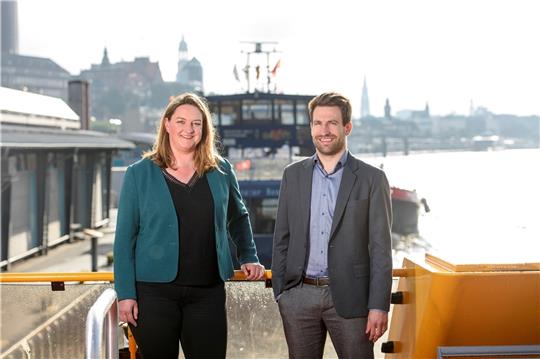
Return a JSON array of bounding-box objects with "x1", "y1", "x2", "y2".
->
[{"x1": 165, "y1": 104, "x2": 204, "y2": 154}]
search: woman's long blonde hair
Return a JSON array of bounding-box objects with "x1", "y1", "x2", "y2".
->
[{"x1": 143, "y1": 93, "x2": 221, "y2": 176}]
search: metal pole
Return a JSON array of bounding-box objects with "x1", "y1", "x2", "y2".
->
[
  {"x1": 246, "y1": 53, "x2": 251, "y2": 93},
  {"x1": 266, "y1": 51, "x2": 271, "y2": 93},
  {"x1": 106, "y1": 299, "x2": 118, "y2": 358},
  {"x1": 91, "y1": 235, "x2": 98, "y2": 272},
  {"x1": 85, "y1": 288, "x2": 119, "y2": 359}
]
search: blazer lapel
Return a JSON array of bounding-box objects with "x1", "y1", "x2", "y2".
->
[
  {"x1": 300, "y1": 157, "x2": 315, "y2": 237},
  {"x1": 206, "y1": 168, "x2": 227, "y2": 223},
  {"x1": 206, "y1": 168, "x2": 221, "y2": 198},
  {"x1": 150, "y1": 162, "x2": 177, "y2": 216},
  {"x1": 329, "y1": 159, "x2": 357, "y2": 241}
]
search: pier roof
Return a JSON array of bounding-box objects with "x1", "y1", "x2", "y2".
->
[
  {"x1": 1, "y1": 124, "x2": 134, "y2": 150},
  {"x1": 0, "y1": 86, "x2": 78, "y2": 123}
]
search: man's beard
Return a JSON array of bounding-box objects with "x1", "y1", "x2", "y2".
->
[{"x1": 314, "y1": 136, "x2": 345, "y2": 156}]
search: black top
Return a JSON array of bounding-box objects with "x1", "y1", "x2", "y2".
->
[{"x1": 162, "y1": 170, "x2": 222, "y2": 286}]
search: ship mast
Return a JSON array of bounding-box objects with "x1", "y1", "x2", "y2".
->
[{"x1": 240, "y1": 41, "x2": 280, "y2": 93}]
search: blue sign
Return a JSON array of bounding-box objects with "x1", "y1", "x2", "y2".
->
[{"x1": 238, "y1": 180, "x2": 280, "y2": 199}]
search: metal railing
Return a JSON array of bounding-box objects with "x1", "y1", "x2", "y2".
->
[
  {"x1": 1, "y1": 269, "x2": 409, "y2": 359},
  {"x1": 85, "y1": 288, "x2": 118, "y2": 359},
  {"x1": 0, "y1": 268, "x2": 409, "y2": 284}
]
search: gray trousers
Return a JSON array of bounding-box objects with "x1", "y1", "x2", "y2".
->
[{"x1": 278, "y1": 284, "x2": 373, "y2": 359}]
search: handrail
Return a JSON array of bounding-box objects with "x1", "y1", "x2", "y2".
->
[
  {"x1": 0, "y1": 270, "x2": 273, "y2": 283},
  {"x1": 85, "y1": 288, "x2": 119, "y2": 359},
  {"x1": 0, "y1": 269, "x2": 410, "y2": 283},
  {"x1": 0, "y1": 272, "x2": 115, "y2": 282}
]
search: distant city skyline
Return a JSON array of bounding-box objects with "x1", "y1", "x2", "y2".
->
[{"x1": 14, "y1": 0, "x2": 540, "y2": 117}]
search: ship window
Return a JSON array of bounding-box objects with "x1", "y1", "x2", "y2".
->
[
  {"x1": 296, "y1": 102, "x2": 309, "y2": 124},
  {"x1": 219, "y1": 101, "x2": 240, "y2": 126},
  {"x1": 274, "y1": 99, "x2": 294, "y2": 125},
  {"x1": 242, "y1": 100, "x2": 272, "y2": 123}
]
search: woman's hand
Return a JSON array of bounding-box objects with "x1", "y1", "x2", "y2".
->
[
  {"x1": 118, "y1": 299, "x2": 138, "y2": 327},
  {"x1": 241, "y1": 263, "x2": 266, "y2": 280}
]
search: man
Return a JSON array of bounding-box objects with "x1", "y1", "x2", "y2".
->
[{"x1": 272, "y1": 92, "x2": 392, "y2": 359}]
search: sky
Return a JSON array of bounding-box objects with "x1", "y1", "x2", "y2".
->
[{"x1": 15, "y1": 0, "x2": 540, "y2": 117}]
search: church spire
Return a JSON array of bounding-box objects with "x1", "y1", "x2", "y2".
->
[
  {"x1": 384, "y1": 98, "x2": 392, "y2": 120},
  {"x1": 178, "y1": 35, "x2": 188, "y2": 63},
  {"x1": 361, "y1": 75, "x2": 370, "y2": 118},
  {"x1": 179, "y1": 35, "x2": 188, "y2": 53},
  {"x1": 177, "y1": 35, "x2": 189, "y2": 82},
  {"x1": 101, "y1": 47, "x2": 110, "y2": 66}
]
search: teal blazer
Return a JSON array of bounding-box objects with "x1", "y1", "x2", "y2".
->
[{"x1": 113, "y1": 157, "x2": 259, "y2": 300}]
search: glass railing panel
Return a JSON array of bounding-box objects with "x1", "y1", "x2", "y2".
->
[
  {"x1": 1, "y1": 281, "x2": 339, "y2": 358},
  {"x1": 0, "y1": 283, "x2": 113, "y2": 359},
  {"x1": 218, "y1": 281, "x2": 338, "y2": 359}
]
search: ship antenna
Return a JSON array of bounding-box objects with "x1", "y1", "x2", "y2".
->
[{"x1": 239, "y1": 41, "x2": 280, "y2": 93}]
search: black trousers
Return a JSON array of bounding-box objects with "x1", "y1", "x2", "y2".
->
[{"x1": 130, "y1": 281, "x2": 227, "y2": 359}]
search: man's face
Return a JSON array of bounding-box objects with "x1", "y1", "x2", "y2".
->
[{"x1": 311, "y1": 106, "x2": 352, "y2": 156}]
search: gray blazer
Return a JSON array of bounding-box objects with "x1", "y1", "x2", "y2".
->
[{"x1": 272, "y1": 152, "x2": 393, "y2": 318}]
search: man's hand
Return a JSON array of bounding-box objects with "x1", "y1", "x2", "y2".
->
[
  {"x1": 365, "y1": 309, "x2": 388, "y2": 342},
  {"x1": 241, "y1": 263, "x2": 265, "y2": 280},
  {"x1": 118, "y1": 299, "x2": 138, "y2": 327}
]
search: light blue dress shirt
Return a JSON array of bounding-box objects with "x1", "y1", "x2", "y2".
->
[{"x1": 306, "y1": 151, "x2": 348, "y2": 277}]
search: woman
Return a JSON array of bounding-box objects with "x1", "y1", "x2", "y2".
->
[{"x1": 114, "y1": 92, "x2": 265, "y2": 358}]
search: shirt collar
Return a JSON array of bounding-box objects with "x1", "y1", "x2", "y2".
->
[{"x1": 313, "y1": 150, "x2": 348, "y2": 175}]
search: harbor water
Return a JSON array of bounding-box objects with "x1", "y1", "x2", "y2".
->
[{"x1": 360, "y1": 148, "x2": 540, "y2": 264}]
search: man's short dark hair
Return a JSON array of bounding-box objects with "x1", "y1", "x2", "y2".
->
[{"x1": 308, "y1": 92, "x2": 352, "y2": 125}]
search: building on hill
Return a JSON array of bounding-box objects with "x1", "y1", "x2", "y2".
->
[
  {"x1": 77, "y1": 48, "x2": 163, "y2": 132},
  {"x1": 1, "y1": 1, "x2": 71, "y2": 101},
  {"x1": 1, "y1": 53, "x2": 71, "y2": 100}
]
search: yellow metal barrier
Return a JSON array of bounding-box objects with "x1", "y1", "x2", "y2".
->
[
  {"x1": 384, "y1": 254, "x2": 540, "y2": 358},
  {"x1": 0, "y1": 270, "x2": 274, "y2": 283},
  {"x1": 0, "y1": 269, "x2": 410, "y2": 283},
  {"x1": 0, "y1": 272, "x2": 114, "y2": 283}
]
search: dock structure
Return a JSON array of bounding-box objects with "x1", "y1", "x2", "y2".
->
[{"x1": 0, "y1": 87, "x2": 134, "y2": 269}]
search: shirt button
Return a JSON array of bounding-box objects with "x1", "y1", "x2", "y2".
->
[{"x1": 322, "y1": 212, "x2": 325, "y2": 215}]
